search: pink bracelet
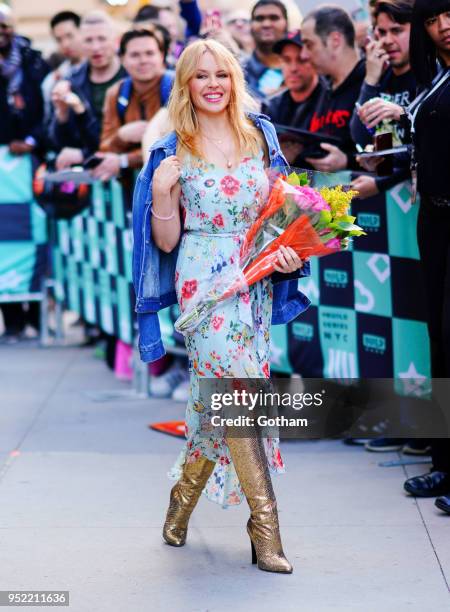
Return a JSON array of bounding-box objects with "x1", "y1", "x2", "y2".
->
[{"x1": 151, "y1": 208, "x2": 175, "y2": 221}]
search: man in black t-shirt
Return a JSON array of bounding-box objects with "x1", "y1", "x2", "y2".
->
[
  {"x1": 300, "y1": 6, "x2": 365, "y2": 172},
  {"x1": 262, "y1": 30, "x2": 325, "y2": 166},
  {"x1": 350, "y1": 0, "x2": 416, "y2": 199}
]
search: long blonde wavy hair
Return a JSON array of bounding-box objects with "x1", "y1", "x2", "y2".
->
[{"x1": 167, "y1": 39, "x2": 263, "y2": 159}]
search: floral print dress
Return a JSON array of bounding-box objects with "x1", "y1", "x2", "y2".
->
[{"x1": 168, "y1": 149, "x2": 285, "y2": 508}]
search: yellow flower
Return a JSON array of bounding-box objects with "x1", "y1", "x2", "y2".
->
[{"x1": 320, "y1": 185, "x2": 358, "y2": 219}]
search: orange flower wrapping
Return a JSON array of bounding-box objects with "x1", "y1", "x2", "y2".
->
[
  {"x1": 239, "y1": 176, "x2": 286, "y2": 262},
  {"x1": 223, "y1": 214, "x2": 333, "y2": 301}
]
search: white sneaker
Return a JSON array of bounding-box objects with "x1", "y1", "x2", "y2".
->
[
  {"x1": 149, "y1": 362, "x2": 187, "y2": 398},
  {"x1": 172, "y1": 378, "x2": 190, "y2": 402}
]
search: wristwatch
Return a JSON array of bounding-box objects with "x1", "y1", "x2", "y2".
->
[{"x1": 119, "y1": 153, "x2": 129, "y2": 169}]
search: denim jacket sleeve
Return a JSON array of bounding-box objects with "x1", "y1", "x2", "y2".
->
[{"x1": 132, "y1": 147, "x2": 167, "y2": 362}]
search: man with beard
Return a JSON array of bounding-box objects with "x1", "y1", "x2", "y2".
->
[
  {"x1": 0, "y1": 3, "x2": 49, "y2": 155},
  {"x1": 0, "y1": 3, "x2": 49, "y2": 342},
  {"x1": 350, "y1": 0, "x2": 416, "y2": 199},
  {"x1": 300, "y1": 5, "x2": 365, "y2": 171},
  {"x1": 243, "y1": 0, "x2": 288, "y2": 99}
]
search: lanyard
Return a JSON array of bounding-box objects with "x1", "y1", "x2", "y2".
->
[{"x1": 407, "y1": 69, "x2": 450, "y2": 134}]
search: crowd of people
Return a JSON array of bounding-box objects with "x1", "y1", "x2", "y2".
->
[{"x1": 0, "y1": 0, "x2": 449, "y2": 514}]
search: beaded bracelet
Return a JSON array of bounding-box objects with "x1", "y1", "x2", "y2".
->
[{"x1": 151, "y1": 208, "x2": 175, "y2": 221}]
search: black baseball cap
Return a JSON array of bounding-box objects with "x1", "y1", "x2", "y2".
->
[{"x1": 273, "y1": 30, "x2": 303, "y2": 54}]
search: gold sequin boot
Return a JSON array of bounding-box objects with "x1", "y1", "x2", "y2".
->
[
  {"x1": 226, "y1": 435, "x2": 293, "y2": 574},
  {"x1": 162, "y1": 456, "x2": 215, "y2": 547}
]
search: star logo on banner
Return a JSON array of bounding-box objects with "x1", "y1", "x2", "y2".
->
[{"x1": 398, "y1": 362, "x2": 428, "y2": 396}]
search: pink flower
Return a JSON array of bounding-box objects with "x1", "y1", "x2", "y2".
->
[
  {"x1": 325, "y1": 237, "x2": 342, "y2": 250},
  {"x1": 211, "y1": 315, "x2": 224, "y2": 331},
  {"x1": 220, "y1": 175, "x2": 240, "y2": 196},
  {"x1": 181, "y1": 279, "x2": 197, "y2": 299},
  {"x1": 212, "y1": 214, "x2": 224, "y2": 227},
  {"x1": 294, "y1": 185, "x2": 330, "y2": 212}
]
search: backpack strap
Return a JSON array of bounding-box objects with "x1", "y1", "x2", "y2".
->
[
  {"x1": 117, "y1": 72, "x2": 174, "y2": 123},
  {"x1": 159, "y1": 70, "x2": 175, "y2": 106},
  {"x1": 117, "y1": 77, "x2": 133, "y2": 124}
]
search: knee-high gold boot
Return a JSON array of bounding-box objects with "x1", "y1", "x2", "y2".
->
[
  {"x1": 226, "y1": 435, "x2": 293, "y2": 573},
  {"x1": 163, "y1": 456, "x2": 215, "y2": 547}
]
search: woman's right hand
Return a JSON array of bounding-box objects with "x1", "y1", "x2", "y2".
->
[{"x1": 153, "y1": 156, "x2": 181, "y2": 195}]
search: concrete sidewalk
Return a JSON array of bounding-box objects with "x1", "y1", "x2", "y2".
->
[{"x1": 0, "y1": 344, "x2": 449, "y2": 611}]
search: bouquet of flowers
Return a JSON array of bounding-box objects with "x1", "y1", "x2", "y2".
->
[{"x1": 174, "y1": 170, "x2": 365, "y2": 335}]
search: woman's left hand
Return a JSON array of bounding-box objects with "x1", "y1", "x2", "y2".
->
[{"x1": 272, "y1": 245, "x2": 304, "y2": 274}]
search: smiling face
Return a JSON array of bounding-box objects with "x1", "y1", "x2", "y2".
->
[
  {"x1": 122, "y1": 36, "x2": 164, "y2": 83},
  {"x1": 251, "y1": 3, "x2": 287, "y2": 49},
  {"x1": 375, "y1": 12, "x2": 411, "y2": 70},
  {"x1": 188, "y1": 51, "x2": 232, "y2": 116}
]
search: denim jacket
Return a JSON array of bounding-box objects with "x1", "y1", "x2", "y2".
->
[{"x1": 132, "y1": 112, "x2": 311, "y2": 362}]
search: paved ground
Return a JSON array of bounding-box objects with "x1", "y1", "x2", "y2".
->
[{"x1": 0, "y1": 342, "x2": 449, "y2": 612}]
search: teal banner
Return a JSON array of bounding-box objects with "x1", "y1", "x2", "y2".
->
[
  {"x1": 51, "y1": 175, "x2": 429, "y2": 384},
  {"x1": 52, "y1": 181, "x2": 134, "y2": 343},
  {"x1": 0, "y1": 147, "x2": 47, "y2": 299},
  {"x1": 289, "y1": 179, "x2": 430, "y2": 386}
]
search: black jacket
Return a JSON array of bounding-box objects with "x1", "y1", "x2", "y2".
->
[
  {"x1": 262, "y1": 79, "x2": 327, "y2": 166},
  {"x1": 414, "y1": 68, "x2": 450, "y2": 198},
  {"x1": 49, "y1": 61, "x2": 125, "y2": 156},
  {"x1": 308, "y1": 59, "x2": 366, "y2": 168},
  {"x1": 0, "y1": 36, "x2": 49, "y2": 146}
]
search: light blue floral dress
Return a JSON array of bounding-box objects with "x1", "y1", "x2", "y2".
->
[{"x1": 168, "y1": 149, "x2": 285, "y2": 508}]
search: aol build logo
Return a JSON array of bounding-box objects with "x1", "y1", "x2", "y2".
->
[
  {"x1": 292, "y1": 322, "x2": 314, "y2": 342},
  {"x1": 324, "y1": 269, "x2": 348, "y2": 289},
  {"x1": 358, "y1": 213, "x2": 381, "y2": 233},
  {"x1": 362, "y1": 333, "x2": 386, "y2": 355}
]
